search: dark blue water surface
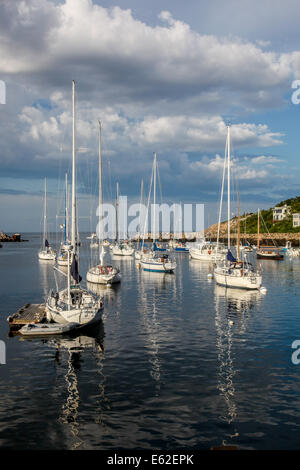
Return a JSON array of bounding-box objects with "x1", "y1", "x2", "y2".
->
[{"x1": 0, "y1": 234, "x2": 300, "y2": 450}]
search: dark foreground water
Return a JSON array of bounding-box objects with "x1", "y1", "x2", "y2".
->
[{"x1": 0, "y1": 234, "x2": 300, "y2": 450}]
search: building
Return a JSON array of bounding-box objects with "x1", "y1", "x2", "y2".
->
[
  {"x1": 272, "y1": 204, "x2": 291, "y2": 222},
  {"x1": 293, "y1": 213, "x2": 300, "y2": 227}
]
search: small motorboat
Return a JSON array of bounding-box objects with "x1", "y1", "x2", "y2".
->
[{"x1": 19, "y1": 322, "x2": 79, "y2": 336}]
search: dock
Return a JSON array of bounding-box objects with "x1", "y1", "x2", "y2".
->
[{"x1": 7, "y1": 303, "x2": 46, "y2": 330}]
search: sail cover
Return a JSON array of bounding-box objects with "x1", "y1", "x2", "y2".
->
[
  {"x1": 70, "y1": 254, "x2": 82, "y2": 283},
  {"x1": 45, "y1": 239, "x2": 49, "y2": 247},
  {"x1": 227, "y1": 249, "x2": 237, "y2": 262}
]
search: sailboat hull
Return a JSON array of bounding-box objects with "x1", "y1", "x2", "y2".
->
[
  {"x1": 214, "y1": 269, "x2": 262, "y2": 289},
  {"x1": 86, "y1": 268, "x2": 121, "y2": 284},
  {"x1": 140, "y1": 259, "x2": 176, "y2": 273},
  {"x1": 257, "y1": 251, "x2": 284, "y2": 260},
  {"x1": 38, "y1": 250, "x2": 56, "y2": 261}
]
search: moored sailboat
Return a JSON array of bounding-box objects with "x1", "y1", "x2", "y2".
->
[
  {"x1": 140, "y1": 153, "x2": 176, "y2": 273},
  {"x1": 86, "y1": 121, "x2": 121, "y2": 284},
  {"x1": 213, "y1": 126, "x2": 262, "y2": 290},
  {"x1": 46, "y1": 80, "x2": 103, "y2": 326},
  {"x1": 38, "y1": 178, "x2": 56, "y2": 261}
]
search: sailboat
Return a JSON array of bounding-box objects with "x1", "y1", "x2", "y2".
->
[
  {"x1": 111, "y1": 182, "x2": 134, "y2": 256},
  {"x1": 213, "y1": 126, "x2": 262, "y2": 290},
  {"x1": 135, "y1": 179, "x2": 150, "y2": 260},
  {"x1": 140, "y1": 153, "x2": 176, "y2": 273},
  {"x1": 45, "y1": 80, "x2": 103, "y2": 325},
  {"x1": 86, "y1": 121, "x2": 121, "y2": 285},
  {"x1": 189, "y1": 240, "x2": 225, "y2": 261},
  {"x1": 38, "y1": 178, "x2": 56, "y2": 261},
  {"x1": 256, "y1": 209, "x2": 284, "y2": 260},
  {"x1": 57, "y1": 172, "x2": 72, "y2": 266}
]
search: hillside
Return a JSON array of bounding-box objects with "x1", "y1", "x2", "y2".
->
[{"x1": 205, "y1": 196, "x2": 300, "y2": 236}]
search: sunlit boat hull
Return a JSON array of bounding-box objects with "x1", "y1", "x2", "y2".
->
[{"x1": 214, "y1": 267, "x2": 262, "y2": 289}]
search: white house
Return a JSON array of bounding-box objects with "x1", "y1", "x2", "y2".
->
[
  {"x1": 293, "y1": 213, "x2": 300, "y2": 227},
  {"x1": 272, "y1": 204, "x2": 291, "y2": 222}
]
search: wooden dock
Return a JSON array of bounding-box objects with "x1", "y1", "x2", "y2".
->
[{"x1": 7, "y1": 303, "x2": 46, "y2": 330}]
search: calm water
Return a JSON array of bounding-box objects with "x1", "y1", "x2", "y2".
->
[{"x1": 1, "y1": 234, "x2": 300, "y2": 450}]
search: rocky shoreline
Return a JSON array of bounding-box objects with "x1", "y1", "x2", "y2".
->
[{"x1": 0, "y1": 232, "x2": 27, "y2": 242}]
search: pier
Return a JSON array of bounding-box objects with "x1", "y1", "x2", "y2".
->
[{"x1": 7, "y1": 304, "x2": 46, "y2": 330}]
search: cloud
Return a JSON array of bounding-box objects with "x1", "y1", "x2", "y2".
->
[
  {"x1": 0, "y1": 0, "x2": 299, "y2": 231},
  {"x1": 0, "y1": 0, "x2": 293, "y2": 113},
  {"x1": 131, "y1": 116, "x2": 284, "y2": 151},
  {"x1": 251, "y1": 155, "x2": 284, "y2": 164}
]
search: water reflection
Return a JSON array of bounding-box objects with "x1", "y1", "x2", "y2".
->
[
  {"x1": 20, "y1": 323, "x2": 106, "y2": 450},
  {"x1": 214, "y1": 286, "x2": 261, "y2": 447},
  {"x1": 138, "y1": 271, "x2": 167, "y2": 392}
]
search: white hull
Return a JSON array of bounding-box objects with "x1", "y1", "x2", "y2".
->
[
  {"x1": 190, "y1": 249, "x2": 224, "y2": 261},
  {"x1": 38, "y1": 249, "x2": 56, "y2": 261},
  {"x1": 111, "y1": 245, "x2": 134, "y2": 256},
  {"x1": 57, "y1": 257, "x2": 71, "y2": 266},
  {"x1": 46, "y1": 287, "x2": 103, "y2": 325},
  {"x1": 86, "y1": 267, "x2": 121, "y2": 284},
  {"x1": 214, "y1": 268, "x2": 262, "y2": 289},
  {"x1": 140, "y1": 256, "x2": 176, "y2": 273},
  {"x1": 20, "y1": 322, "x2": 79, "y2": 336}
]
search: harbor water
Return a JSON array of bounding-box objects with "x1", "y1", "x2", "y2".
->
[{"x1": 0, "y1": 234, "x2": 300, "y2": 450}]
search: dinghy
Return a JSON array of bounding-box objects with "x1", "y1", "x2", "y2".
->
[{"x1": 20, "y1": 322, "x2": 79, "y2": 336}]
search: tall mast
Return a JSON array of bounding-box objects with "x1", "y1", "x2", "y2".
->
[
  {"x1": 257, "y1": 208, "x2": 260, "y2": 249},
  {"x1": 43, "y1": 177, "x2": 47, "y2": 246},
  {"x1": 138, "y1": 179, "x2": 144, "y2": 243},
  {"x1": 227, "y1": 125, "x2": 231, "y2": 250},
  {"x1": 237, "y1": 192, "x2": 240, "y2": 261},
  {"x1": 116, "y1": 182, "x2": 119, "y2": 242},
  {"x1": 98, "y1": 120, "x2": 103, "y2": 260},
  {"x1": 153, "y1": 152, "x2": 157, "y2": 243},
  {"x1": 71, "y1": 80, "x2": 77, "y2": 252},
  {"x1": 65, "y1": 172, "x2": 68, "y2": 243}
]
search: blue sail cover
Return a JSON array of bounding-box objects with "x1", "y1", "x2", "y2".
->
[
  {"x1": 70, "y1": 254, "x2": 82, "y2": 283},
  {"x1": 227, "y1": 249, "x2": 237, "y2": 263}
]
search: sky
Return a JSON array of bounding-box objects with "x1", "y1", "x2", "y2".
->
[{"x1": 1, "y1": 0, "x2": 300, "y2": 232}]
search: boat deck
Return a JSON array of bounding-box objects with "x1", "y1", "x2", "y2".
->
[{"x1": 7, "y1": 303, "x2": 46, "y2": 330}]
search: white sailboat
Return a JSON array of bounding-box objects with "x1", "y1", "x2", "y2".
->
[
  {"x1": 46, "y1": 80, "x2": 103, "y2": 325},
  {"x1": 213, "y1": 126, "x2": 262, "y2": 290},
  {"x1": 86, "y1": 121, "x2": 121, "y2": 285},
  {"x1": 135, "y1": 179, "x2": 150, "y2": 260},
  {"x1": 189, "y1": 240, "x2": 225, "y2": 261},
  {"x1": 38, "y1": 178, "x2": 56, "y2": 261},
  {"x1": 140, "y1": 153, "x2": 176, "y2": 273},
  {"x1": 111, "y1": 182, "x2": 134, "y2": 256}
]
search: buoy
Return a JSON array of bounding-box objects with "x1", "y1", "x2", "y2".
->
[
  {"x1": 229, "y1": 320, "x2": 234, "y2": 326},
  {"x1": 207, "y1": 273, "x2": 213, "y2": 279},
  {"x1": 260, "y1": 286, "x2": 267, "y2": 294}
]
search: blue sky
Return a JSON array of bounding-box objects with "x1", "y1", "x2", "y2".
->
[{"x1": 1, "y1": 0, "x2": 300, "y2": 232}]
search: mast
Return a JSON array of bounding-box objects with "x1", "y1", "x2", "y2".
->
[
  {"x1": 138, "y1": 179, "x2": 144, "y2": 244},
  {"x1": 153, "y1": 152, "x2": 157, "y2": 244},
  {"x1": 237, "y1": 192, "x2": 240, "y2": 261},
  {"x1": 43, "y1": 177, "x2": 47, "y2": 247},
  {"x1": 98, "y1": 120, "x2": 103, "y2": 261},
  {"x1": 116, "y1": 182, "x2": 119, "y2": 242},
  {"x1": 227, "y1": 125, "x2": 231, "y2": 250},
  {"x1": 65, "y1": 172, "x2": 68, "y2": 244},
  {"x1": 257, "y1": 208, "x2": 260, "y2": 249},
  {"x1": 71, "y1": 80, "x2": 77, "y2": 253}
]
